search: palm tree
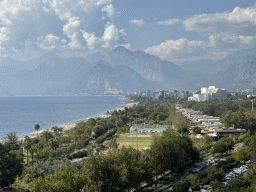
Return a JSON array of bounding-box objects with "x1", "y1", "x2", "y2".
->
[
  {"x1": 34, "y1": 124, "x2": 40, "y2": 137},
  {"x1": 23, "y1": 135, "x2": 31, "y2": 164}
]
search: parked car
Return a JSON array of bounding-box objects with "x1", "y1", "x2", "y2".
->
[{"x1": 189, "y1": 168, "x2": 200, "y2": 173}]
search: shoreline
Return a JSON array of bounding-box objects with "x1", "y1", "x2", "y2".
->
[{"x1": 17, "y1": 97, "x2": 138, "y2": 142}]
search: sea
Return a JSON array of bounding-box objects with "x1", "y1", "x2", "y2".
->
[{"x1": 0, "y1": 95, "x2": 124, "y2": 141}]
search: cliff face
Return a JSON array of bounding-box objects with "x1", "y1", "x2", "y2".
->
[
  {"x1": 188, "y1": 54, "x2": 256, "y2": 90},
  {"x1": 65, "y1": 63, "x2": 156, "y2": 94}
]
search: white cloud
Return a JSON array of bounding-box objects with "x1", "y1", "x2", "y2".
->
[
  {"x1": 209, "y1": 33, "x2": 256, "y2": 50},
  {"x1": 81, "y1": 22, "x2": 128, "y2": 51},
  {"x1": 0, "y1": 27, "x2": 10, "y2": 43},
  {"x1": 183, "y1": 5, "x2": 256, "y2": 35},
  {"x1": 0, "y1": 0, "x2": 40, "y2": 25},
  {"x1": 62, "y1": 17, "x2": 83, "y2": 49},
  {"x1": 101, "y1": 22, "x2": 128, "y2": 49},
  {"x1": 130, "y1": 19, "x2": 146, "y2": 28},
  {"x1": 0, "y1": 0, "x2": 127, "y2": 59},
  {"x1": 82, "y1": 31, "x2": 101, "y2": 50},
  {"x1": 101, "y1": 4, "x2": 115, "y2": 19},
  {"x1": 145, "y1": 38, "x2": 207, "y2": 61},
  {"x1": 0, "y1": 27, "x2": 10, "y2": 54},
  {"x1": 63, "y1": 17, "x2": 81, "y2": 37},
  {"x1": 37, "y1": 34, "x2": 67, "y2": 51},
  {"x1": 147, "y1": 4, "x2": 256, "y2": 62},
  {"x1": 95, "y1": 0, "x2": 112, "y2": 6},
  {"x1": 157, "y1": 19, "x2": 179, "y2": 26}
]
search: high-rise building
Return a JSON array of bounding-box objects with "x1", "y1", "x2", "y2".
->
[
  {"x1": 253, "y1": 88, "x2": 256, "y2": 95},
  {"x1": 188, "y1": 86, "x2": 228, "y2": 101}
]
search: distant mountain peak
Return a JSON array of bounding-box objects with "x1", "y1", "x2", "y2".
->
[{"x1": 112, "y1": 46, "x2": 132, "y2": 54}]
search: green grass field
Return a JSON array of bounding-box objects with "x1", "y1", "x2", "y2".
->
[{"x1": 116, "y1": 133, "x2": 158, "y2": 151}]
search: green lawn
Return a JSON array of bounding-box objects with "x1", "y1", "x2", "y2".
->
[{"x1": 116, "y1": 133, "x2": 157, "y2": 151}]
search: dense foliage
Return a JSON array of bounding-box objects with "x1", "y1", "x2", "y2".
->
[
  {"x1": 183, "y1": 98, "x2": 256, "y2": 132},
  {"x1": 1, "y1": 99, "x2": 201, "y2": 190},
  {"x1": 0, "y1": 142, "x2": 23, "y2": 189},
  {"x1": 29, "y1": 128, "x2": 199, "y2": 192}
]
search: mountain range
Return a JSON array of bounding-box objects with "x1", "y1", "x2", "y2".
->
[{"x1": 0, "y1": 46, "x2": 256, "y2": 96}]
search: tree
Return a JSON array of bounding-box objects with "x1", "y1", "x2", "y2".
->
[
  {"x1": 232, "y1": 146, "x2": 251, "y2": 164},
  {"x1": 211, "y1": 137, "x2": 234, "y2": 155},
  {"x1": 210, "y1": 180, "x2": 221, "y2": 191},
  {"x1": 92, "y1": 125, "x2": 104, "y2": 137},
  {"x1": 83, "y1": 146, "x2": 151, "y2": 191},
  {"x1": 149, "y1": 129, "x2": 199, "y2": 178},
  {"x1": 201, "y1": 134, "x2": 213, "y2": 152},
  {"x1": 193, "y1": 127, "x2": 201, "y2": 134},
  {"x1": 4, "y1": 132, "x2": 19, "y2": 151},
  {"x1": 172, "y1": 178, "x2": 190, "y2": 192},
  {"x1": 30, "y1": 164, "x2": 86, "y2": 192},
  {"x1": 109, "y1": 138, "x2": 119, "y2": 149},
  {"x1": 39, "y1": 130, "x2": 54, "y2": 146},
  {"x1": 171, "y1": 113, "x2": 190, "y2": 133},
  {"x1": 0, "y1": 143, "x2": 23, "y2": 189},
  {"x1": 206, "y1": 165, "x2": 224, "y2": 181},
  {"x1": 34, "y1": 124, "x2": 40, "y2": 137},
  {"x1": 23, "y1": 135, "x2": 32, "y2": 164}
]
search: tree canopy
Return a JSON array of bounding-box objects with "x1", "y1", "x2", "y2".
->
[{"x1": 0, "y1": 143, "x2": 23, "y2": 189}]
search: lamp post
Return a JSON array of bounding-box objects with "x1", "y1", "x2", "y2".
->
[
  {"x1": 251, "y1": 99, "x2": 254, "y2": 112},
  {"x1": 135, "y1": 113, "x2": 138, "y2": 152}
]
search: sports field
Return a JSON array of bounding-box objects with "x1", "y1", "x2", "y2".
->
[{"x1": 116, "y1": 132, "x2": 160, "y2": 151}]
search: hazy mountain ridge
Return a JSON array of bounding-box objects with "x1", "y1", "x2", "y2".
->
[
  {"x1": 106, "y1": 46, "x2": 204, "y2": 90},
  {"x1": 0, "y1": 46, "x2": 201, "y2": 95},
  {"x1": 1, "y1": 46, "x2": 256, "y2": 95},
  {"x1": 187, "y1": 54, "x2": 256, "y2": 90},
  {"x1": 65, "y1": 63, "x2": 157, "y2": 94}
]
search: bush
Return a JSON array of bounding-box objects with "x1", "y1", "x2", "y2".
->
[
  {"x1": 67, "y1": 150, "x2": 87, "y2": 160},
  {"x1": 117, "y1": 126, "x2": 130, "y2": 133},
  {"x1": 191, "y1": 183, "x2": 200, "y2": 191},
  {"x1": 172, "y1": 178, "x2": 190, "y2": 192},
  {"x1": 96, "y1": 128, "x2": 117, "y2": 144},
  {"x1": 210, "y1": 180, "x2": 221, "y2": 191}
]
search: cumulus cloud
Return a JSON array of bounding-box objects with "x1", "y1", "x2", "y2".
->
[
  {"x1": 101, "y1": 4, "x2": 115, "y2": 19},
  {"x1": 95, "y1": 0, "x2": 112, "y2": 6},
  {"x1": 209, "y1": 33, "x2": 256, "y2": 50},
  {"x1": 62, "y1": 17, "x2": 84, "y2": 49},
  {"x1": 63, "y1": 17, "x2": 81, "y2": 37},
  {"x1": 0, "y1": 0, "x2": 127, "y2": 59},
  {"x1": 81, "y1": 22, "x2": 128, "y2": 52},
  {"x1": 147, "y1": 4, "x2": 256, "y2": 62},
  {"x1": 145, "y1": 38, "x2": 207, "y2": 61},
  {"x1": 0, "y1": 0, "x2": 41, "y2": 26},
  {"x1": 101, "y1": 22, "x2": 128, "y2": 49},
  {"x1": 130, "y1": 19, "x2": 146, "y2": 28},
  {"x1": 37, "y1": 34, "x2": 67, "y2": 51},
  {"x1": 82, "y1": 31, "x2": 101, "y2": 50},
  {"x1": 183, "y1": 5, "x2": 256, "y2": 35},
  {"x1": 0, "y1": 27, "x2": 10, "y2": 54},
  {"x1": 157, "y1": 19, "x2": 179, "y2": 26},
  {"x1": 0, "y1": 27, "x2": 10, "y2": 43}
]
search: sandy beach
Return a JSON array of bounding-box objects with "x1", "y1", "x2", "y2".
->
[{"x1": 17, "y1": 97, "x2": 138, "y2": 142}]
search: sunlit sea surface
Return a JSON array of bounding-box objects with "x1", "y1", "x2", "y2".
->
[{"x1": 0, "y1": 95, "x2": 124, "y2": 141}]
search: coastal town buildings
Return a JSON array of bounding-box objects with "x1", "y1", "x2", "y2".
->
[
  {"x1": 127, "y1": 87, "x2": 256, "y2": 102},
  {"x1": 176, "y1": 104, "x2": 246, "y2": 138},
  {"x1": 188, "y1": 86, "x2": 228, "y2": 102}
]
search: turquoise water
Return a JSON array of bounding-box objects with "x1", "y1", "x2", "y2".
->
[{"x1": 0, "y1": 95, "x2": 124, "y2": 141}]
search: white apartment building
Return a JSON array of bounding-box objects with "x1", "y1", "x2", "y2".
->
[{"x1": 188, "y1": 86, "x2": 228, "y2": 102}]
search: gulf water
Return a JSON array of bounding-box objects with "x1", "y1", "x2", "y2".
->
[{"x1": 0, "y1": 95, "x2": 124, "y2": 141}]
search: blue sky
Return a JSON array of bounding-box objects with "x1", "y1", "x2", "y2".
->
[{"x1": 0, "y1": 0, "x2": 256, "y2": 63}]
